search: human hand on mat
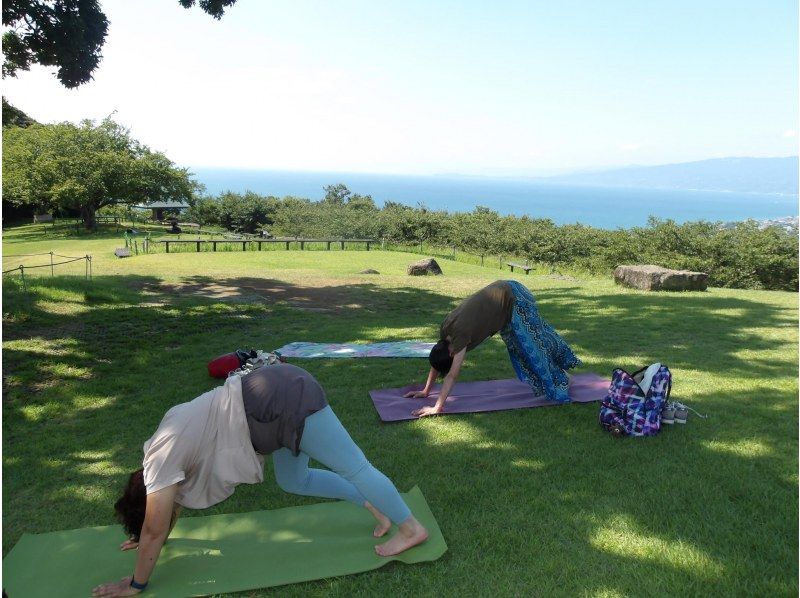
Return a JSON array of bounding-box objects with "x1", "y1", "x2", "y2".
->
[
  {"x1": 120, "y1": 538, "x2": 139, "y2": 551},
  {"x1": 412, "y1": 405, "x2": 443, "y2": 417},
  {"x1": 91, "y1": 575, "x2": 140, "y2": 596},
  {"x1": 411, "y1": 351, "x2": 462, "y2": 418},
  {"x1": 404, "y1": 366, "x2": 441, "y2": 399}
]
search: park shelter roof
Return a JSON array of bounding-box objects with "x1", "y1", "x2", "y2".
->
[{"x1": 131, "y1": 200, "x2": 189, "y2": 210}]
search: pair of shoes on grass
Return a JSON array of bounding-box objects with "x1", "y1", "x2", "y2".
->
[
  {"x1": 228, "y1": 350, "x2": 286, "y2": 378},
  {"x1": 662, "y1": 401, "x2": 707, "y2": 425},
  {"x1": 662, "y1": 401, "x2": 686, "y2": 425}
]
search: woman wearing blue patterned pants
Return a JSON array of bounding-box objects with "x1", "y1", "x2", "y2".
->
[{"x1": 405, "y1": 280, "x2": 581, "y2": 417}]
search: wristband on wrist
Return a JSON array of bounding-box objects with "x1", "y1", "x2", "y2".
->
[{"x1": 130, "y1": 576, "x2": 148, "y2": 591}]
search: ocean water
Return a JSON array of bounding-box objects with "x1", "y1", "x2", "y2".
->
[{"x1": 191, "y1": 168, "x2": 798, "y2": 230}]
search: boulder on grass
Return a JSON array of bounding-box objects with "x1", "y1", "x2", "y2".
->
[
  {"x1": 614, "y1": 264, "x2": 708, "y2": 291},
  {"x1": 407, "y1": 258, "x2": 443, "y2": 276},
  {"x1": 359, "y1": 269, "x2": 380, "y2": 275},
  {"x1": 114, "y1": 247, "x2": 132, "y2": 258}
]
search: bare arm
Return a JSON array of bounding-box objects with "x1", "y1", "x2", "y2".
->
[
  {"x1": 412, "y1": 348, "x2": 466, "y2": 417},
  {"x1": 120, "y1": 503, "x2": 182, "y2": 551},
  {"x1": 132, "y1": 485, "x2": 177, "y2": 584},
  {"x1": 169, "y1": 504, "x2": 183, "y2": 534},
  {"x1": 403, "y1": 367, "x2": 439, "y2": 398},
  {"x1": 93, "y1": 484, "x2": 178, "y2": 597}
]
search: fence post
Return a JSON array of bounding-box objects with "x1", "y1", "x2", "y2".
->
[
  {"x1": 481, "y1": 254, "x2": 484, "y2": 267},
  {"x1": 452, "y1": 245, "x2": 456, "y2": 260},
  {"x1": 19, "y1": 265, "x2": 26, "y2": 293},
  {"x1": 50, "y1": 251, "x2": 54, "y2": 277}
]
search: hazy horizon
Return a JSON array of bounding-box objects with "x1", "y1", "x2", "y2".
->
[{"x1": 185, "y1": 155, "x2": 799, "y2": 181}]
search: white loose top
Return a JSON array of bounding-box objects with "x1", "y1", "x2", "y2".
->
[{"x1": 142, "y1": 375, "x2": 265, "y2": 509}]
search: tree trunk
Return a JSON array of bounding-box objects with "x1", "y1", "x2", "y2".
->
[{"x1": 82, "y1": 205, "x2": 97, "y2": 230}]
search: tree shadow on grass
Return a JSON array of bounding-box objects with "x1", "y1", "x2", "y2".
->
[
  {"x1": 122, "y1": 276, "x2": 798, "y2": 379},
  {"x1": 532, "y1": 287, "x2": 797, "y2": 379},
  {"x1": 1, "y1": 274, "x2": 461, "y2": 555},
  {"x1": 1, "y1": 222, "x2": 130, "y2": 244},
  {"x1": 141, "y1": 274, "x2": 462, "y2": 315},
  {"x1": 2, "y1": 274, "x2": 796, "y2": 595},
  {"x1": 370, "y1": 383, "x2": 797, "y2": 596}
]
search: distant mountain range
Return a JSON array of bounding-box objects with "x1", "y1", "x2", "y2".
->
[{"x1": 543, "y1": 156, "x2": 798, "y2": 195}]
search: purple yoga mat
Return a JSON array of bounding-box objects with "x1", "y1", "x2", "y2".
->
[{"x1": 369, "y1": 373, "x2": 610, "y2": 422}]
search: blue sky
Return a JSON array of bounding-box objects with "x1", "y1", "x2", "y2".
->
[{"x1": 3, "y1": 0, "x2": 798, "y2": 175}]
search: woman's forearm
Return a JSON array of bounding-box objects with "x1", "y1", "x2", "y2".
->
[
  {"x1": 433, "y1": 374, "x2": 457, "y2": 411},
  {"x1": 130, "y1": 486, "x2": 178, "y2": 587},
  {"x1": 132, "y1": 529, "x2": 169, "y2": 585},
  {"x1": 421, "y1": 367, "x2": 438, "y2": 393},
  {"x1": 433, "y1": 348, "x2": 466, "y2": 412}
]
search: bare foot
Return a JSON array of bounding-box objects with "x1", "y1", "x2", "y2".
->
[
  {"x1": 375, "y1": 516, "x2": 428, "y2": 556},
  {"x1": 364, "y1": 502, "x2": 392, "y2": 538}
]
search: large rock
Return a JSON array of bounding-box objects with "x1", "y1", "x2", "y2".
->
[
  {"x1": 359, "y1": 268, "x2": 380, "y2": 274},
  {"x1": 614, "y1": 265, "x2": 708, "y2": 291},
  {"x1": 407, "y1": 258, "x2": 443, "y2": 276}
]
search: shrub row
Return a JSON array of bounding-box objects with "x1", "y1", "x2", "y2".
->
[{"x1": 177, "y1": 190, "x2": 798, "y2": 291}]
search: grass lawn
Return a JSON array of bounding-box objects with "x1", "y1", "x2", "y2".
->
[{"x1": 3, "y1": 223, "x2": 798, "y2": 596}]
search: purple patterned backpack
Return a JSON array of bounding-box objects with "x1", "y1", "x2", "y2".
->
[{"x1": 598, "y1": 363, "x2": 672, "y2": 437}]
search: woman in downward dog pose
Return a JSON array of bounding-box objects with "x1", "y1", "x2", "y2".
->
[
  {"x1": 93, "y1": 363, "x2": 428, "y2": 597},
  {"x1": 406, "y1": 280, "x2": 581, "y2": 417}
]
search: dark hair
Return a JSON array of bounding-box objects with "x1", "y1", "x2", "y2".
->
[
  {"x1": 114, "y1": 468, "x2": 146, "y2": 541},
  {"x1": 429, "y1": 339, "x2": 454, "y2": 376}
]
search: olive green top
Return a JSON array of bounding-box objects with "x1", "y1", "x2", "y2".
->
[{"x1": 439, "y1": 280, "x2": 515, "y2": 353}]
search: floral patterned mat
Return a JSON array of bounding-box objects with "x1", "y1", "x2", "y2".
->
[{"x1": 274, "y1": 341, "x2": 435, "y2": 358}]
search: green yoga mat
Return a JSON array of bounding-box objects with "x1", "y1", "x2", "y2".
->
[{"x1": 3, "y1": 486, "x2": 446, "y2": 597}]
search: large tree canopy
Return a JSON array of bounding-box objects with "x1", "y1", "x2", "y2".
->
[
  {"x1": 2, "y1": 0, "x2": 239, "y2": 88},
  {"x1": 2, "y1": 118, "x2": 197, "y2": 228}
]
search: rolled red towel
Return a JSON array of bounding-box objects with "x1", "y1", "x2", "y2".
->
[{"x1": 208, "y1": 352, "x2": 243, "y2": 378}]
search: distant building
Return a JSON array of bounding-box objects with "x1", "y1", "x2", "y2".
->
[
  {"x1": 131, "y1": 200, "x2": 189, "y2": 221},
  {"x1": 720, "y1": 216, "x2": 799, "y2": 234}
]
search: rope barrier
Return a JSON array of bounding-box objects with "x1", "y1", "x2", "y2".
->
[
  {"x1": 2, "y1": 251, "x2": 56, "y2": 258},
  {"x1": 2, "y1": 254, "x2": 92, "y2": 283},
  {"x1": 3, "y1": 252, "x2": 85, "y2": 260},
  {"x1": 34, "y1": 257, "x2": 86, "y2": 267},
  {"x1": 2, "y1": 257, "x2": 85, "y2": 272}
]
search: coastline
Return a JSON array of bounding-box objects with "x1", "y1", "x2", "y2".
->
[{"x1": 189, "y1": 167, "x2": 799, "y2": 230}]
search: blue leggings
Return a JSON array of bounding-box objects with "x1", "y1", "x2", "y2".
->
[{"x1": 272, "y1": 406, "x2": 412, "y2": 524}]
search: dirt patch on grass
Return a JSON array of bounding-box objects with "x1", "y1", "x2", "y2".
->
[
  {"x1": 126, "y1": 274, "x2": 452, "y2": 314},
  {"x1": 146, "y1": 281, "x2": 264, "y2": 304},
  {"x1": 144, "y1": 277, "x2": 370, "y2": 312}
]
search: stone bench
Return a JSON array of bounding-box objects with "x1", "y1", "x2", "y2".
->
[
  {"x1": 614, "y1": 265, "x2": 708, "y2": 291},
  {"x1": 507, "y1": 262, "x2": 533, "y2": 275}
]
